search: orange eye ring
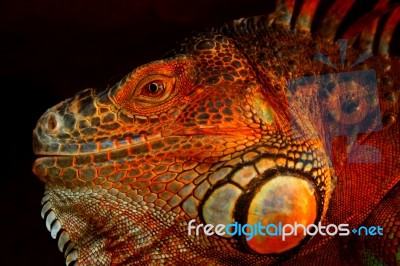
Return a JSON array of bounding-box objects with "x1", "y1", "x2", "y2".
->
[{"x1": 132, "y1": 74, "x2": 176, "y2": 105}]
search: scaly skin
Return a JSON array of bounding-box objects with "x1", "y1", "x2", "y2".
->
[{"x1": 32, "y1": 3, "x2": 399, "y2": 266}]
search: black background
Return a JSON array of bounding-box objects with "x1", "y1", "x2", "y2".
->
[{"x1": 1, "y1": 0, "x2": 398, "y2": 265}]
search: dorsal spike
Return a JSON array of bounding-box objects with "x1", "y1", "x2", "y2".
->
[
  {"x1": 295, "y1": 0, "x2": 321, "y2": 33},
  {"x1": 342, "y1": 0, "x2": 392, "y2": 40},
  {"x1": 358, "y1": 19, "x2": 379, "y2": 53},
  {"x1": 318, "y1": 0, "x2": 356, "y2": 39},
  {"x1": 273, "y1": 0, "x2": 295, "y2": 29},
  {"x1": 378, "y1": 6, "x2": 400, "y2": 57}
]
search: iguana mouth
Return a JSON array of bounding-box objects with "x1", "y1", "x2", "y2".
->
[
  {"x1": 32, "y1": 134, "x2": 187, "y2": 182},
  {"x1": 32, "y1": 122, "x2": 161, "y2": 156},
  {"x1": 41, "y1": 191, "x2": 78, "y2": 266}
]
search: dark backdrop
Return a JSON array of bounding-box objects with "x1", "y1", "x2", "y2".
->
[{"x1": 1, "y1": 0, "x2": 398, "y2": 265}]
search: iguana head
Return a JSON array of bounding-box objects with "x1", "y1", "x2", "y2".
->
[{"x1": 33, "y1": 27, "x2": 332, "y2": 264}]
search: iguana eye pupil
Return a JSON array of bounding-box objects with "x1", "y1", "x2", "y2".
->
[{"x1": 148, "y1": 82, "x2": 161, "y2": 93}]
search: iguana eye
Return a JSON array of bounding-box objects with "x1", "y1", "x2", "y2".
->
[
  {"x1": 133, "y1": 74, "x2": 175, "y2": 104},
  {"x1": 142, "y1": 81, "x2": 164, "y2": 96},
  {"x1": 112, "y1": 59, "x2": 191, "y2": 114}
]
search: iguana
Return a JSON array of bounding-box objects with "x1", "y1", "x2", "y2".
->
[{"x1": 32, "y1": 0, "x2": 400, "y2": 265}]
